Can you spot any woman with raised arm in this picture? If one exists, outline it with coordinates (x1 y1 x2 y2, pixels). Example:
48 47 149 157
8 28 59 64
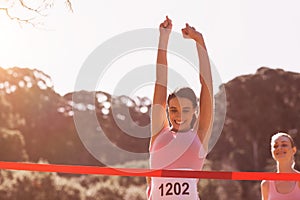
261 132 300 200
147 16 213 200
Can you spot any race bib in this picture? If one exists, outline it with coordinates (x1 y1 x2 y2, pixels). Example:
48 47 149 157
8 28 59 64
151 177 199 200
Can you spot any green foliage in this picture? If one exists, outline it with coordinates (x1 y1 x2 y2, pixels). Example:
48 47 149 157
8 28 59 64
1 67 300 199
124 186 147 200
199 179 243 200
0 169 148 200
0 170 59 200
85 181 125 200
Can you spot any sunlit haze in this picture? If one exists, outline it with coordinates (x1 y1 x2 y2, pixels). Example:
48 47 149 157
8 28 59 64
1 0 299 97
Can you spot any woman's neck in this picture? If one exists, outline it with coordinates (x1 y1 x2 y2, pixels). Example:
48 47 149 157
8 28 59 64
277 162 295 173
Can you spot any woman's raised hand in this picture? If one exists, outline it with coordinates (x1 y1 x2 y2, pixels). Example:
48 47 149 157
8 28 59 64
159 16 172 37
181 23 202 41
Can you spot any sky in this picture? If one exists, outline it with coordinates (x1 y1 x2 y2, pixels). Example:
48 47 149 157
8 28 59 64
0 0 299 98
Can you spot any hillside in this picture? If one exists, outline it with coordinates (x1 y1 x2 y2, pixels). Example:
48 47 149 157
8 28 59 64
1 66 300 199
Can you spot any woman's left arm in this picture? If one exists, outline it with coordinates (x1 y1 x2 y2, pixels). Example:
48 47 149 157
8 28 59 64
182 24 213 151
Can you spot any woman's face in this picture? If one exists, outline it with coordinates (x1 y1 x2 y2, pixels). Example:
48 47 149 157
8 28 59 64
271 136 296 161
168 97 196 132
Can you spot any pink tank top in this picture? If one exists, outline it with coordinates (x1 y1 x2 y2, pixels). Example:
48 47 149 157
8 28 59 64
148 128 207 200
268 180 300 200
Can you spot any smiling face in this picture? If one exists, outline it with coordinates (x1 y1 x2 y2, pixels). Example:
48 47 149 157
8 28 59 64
271 135 296 162
168 97 196 132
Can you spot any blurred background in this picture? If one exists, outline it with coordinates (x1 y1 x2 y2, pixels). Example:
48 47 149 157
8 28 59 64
1 0 300 199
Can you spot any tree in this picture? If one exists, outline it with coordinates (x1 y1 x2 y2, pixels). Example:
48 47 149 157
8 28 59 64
0 0 73 26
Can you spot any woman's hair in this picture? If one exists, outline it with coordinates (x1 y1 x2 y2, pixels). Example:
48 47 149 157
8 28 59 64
271 132 295 147
167 87 198 128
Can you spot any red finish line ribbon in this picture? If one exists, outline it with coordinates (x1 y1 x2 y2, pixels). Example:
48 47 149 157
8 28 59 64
0 161 300 181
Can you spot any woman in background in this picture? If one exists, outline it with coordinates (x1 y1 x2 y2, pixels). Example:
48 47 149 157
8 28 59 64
261 132 300 200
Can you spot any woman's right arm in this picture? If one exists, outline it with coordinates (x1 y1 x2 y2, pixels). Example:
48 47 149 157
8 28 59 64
147 16 172 187
149 16 172 148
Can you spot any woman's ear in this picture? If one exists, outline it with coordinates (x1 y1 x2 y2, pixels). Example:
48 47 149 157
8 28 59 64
292 146 297 155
